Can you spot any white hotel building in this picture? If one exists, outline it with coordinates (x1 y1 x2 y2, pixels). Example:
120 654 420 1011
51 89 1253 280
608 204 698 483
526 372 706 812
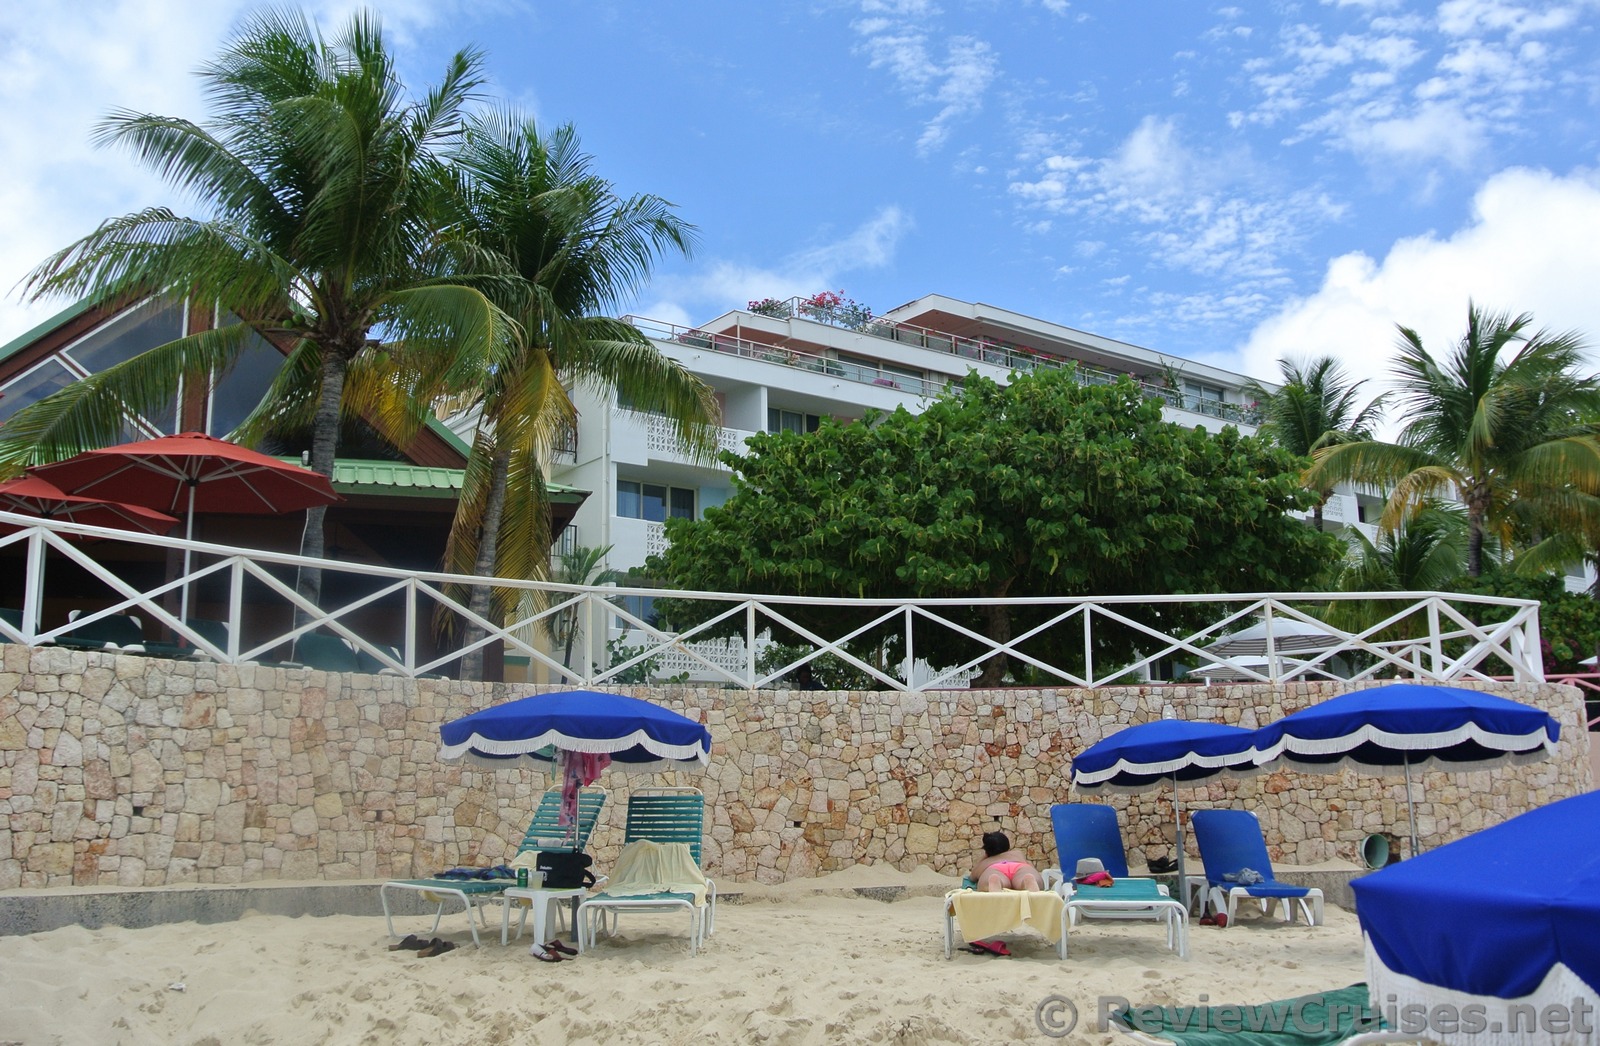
549 292 1389 640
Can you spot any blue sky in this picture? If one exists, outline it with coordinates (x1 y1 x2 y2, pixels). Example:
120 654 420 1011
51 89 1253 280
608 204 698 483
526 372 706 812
4 1 1600 405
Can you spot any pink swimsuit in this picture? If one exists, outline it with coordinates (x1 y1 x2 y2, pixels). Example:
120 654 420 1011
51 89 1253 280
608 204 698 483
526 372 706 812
988 860 1025 878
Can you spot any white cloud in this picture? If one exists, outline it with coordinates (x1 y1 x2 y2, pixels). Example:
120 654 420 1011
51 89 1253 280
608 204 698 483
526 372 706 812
0 0 498 345
852 6 998 155
1235 168 1600 427
1007 117 1338 285
638 206 913 322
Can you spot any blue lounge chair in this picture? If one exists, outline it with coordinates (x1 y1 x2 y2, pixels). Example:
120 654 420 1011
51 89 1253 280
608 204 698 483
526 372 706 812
380 787 605 948
578 787 715 955
1190 809 1323 927
1044 804 1189 958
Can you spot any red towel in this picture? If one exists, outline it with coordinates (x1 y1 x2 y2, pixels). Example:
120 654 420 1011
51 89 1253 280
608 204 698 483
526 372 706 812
559 750 611 826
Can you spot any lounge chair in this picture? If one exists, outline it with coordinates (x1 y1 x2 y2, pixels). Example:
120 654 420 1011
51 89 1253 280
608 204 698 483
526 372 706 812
1190 809 1323 927
942 883 1071 959
380 787 605 948
1042 804 1190 958
1112 983 1406 1045
57 608 146 651
292 632 361 672
577 787 715 955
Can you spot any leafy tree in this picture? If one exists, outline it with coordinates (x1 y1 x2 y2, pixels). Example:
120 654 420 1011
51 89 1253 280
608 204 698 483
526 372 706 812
0 11 507 607
1245 356 1385 530
1448 571 1600 680
1306 303 1600 577
647 368 1341 686
436 113 714 677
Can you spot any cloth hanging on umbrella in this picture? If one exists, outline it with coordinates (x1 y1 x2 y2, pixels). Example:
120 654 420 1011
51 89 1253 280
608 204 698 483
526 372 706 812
559 750 612 826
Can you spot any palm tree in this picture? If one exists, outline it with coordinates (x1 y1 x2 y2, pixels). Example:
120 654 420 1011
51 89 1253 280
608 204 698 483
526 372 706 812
1245 356 1385 530
545 544 628 670
1306 303 1600 576
438 113 717 678
1323 505 1469 667
0 10 507 606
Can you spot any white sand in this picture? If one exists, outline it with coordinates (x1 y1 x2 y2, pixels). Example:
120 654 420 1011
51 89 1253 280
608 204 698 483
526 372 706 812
0 872 1367 1045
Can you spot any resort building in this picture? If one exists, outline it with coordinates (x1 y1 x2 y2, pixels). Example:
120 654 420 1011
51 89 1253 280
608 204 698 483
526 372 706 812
548 292 1388 673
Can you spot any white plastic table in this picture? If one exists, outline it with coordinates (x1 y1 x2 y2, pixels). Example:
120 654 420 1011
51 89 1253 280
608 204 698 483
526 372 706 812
499 885 589 948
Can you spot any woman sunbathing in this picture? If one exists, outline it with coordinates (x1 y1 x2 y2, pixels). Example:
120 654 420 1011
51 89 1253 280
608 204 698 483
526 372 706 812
972 830 1043 891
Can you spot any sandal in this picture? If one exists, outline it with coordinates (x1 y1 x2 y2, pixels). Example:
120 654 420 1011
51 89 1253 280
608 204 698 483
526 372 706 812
544 940 578 957
417 938 457 957
387 934 428 952
529 944 563 963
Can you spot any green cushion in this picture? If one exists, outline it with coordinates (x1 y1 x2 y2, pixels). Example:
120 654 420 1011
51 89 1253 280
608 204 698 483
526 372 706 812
1114 984 1380 1046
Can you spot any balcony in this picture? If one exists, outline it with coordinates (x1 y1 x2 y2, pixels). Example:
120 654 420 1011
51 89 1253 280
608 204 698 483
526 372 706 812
627 313 1262 426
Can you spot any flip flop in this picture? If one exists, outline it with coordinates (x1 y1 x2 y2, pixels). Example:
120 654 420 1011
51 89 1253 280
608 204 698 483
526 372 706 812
529 944 563 963
544 940 578 957
988 940 1012 956
387 934 428 952
417 938 457 958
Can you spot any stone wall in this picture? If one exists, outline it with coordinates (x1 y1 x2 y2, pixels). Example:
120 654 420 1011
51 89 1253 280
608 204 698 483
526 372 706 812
0 641 1590 889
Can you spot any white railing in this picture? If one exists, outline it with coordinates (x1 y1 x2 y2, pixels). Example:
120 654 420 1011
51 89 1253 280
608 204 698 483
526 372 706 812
0 511 1544 690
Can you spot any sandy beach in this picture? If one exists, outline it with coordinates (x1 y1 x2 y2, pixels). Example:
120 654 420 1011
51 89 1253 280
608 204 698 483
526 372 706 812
0 866 1368 1046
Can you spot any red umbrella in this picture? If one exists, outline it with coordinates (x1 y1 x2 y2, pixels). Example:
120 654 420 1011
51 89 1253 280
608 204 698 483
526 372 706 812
32 432 341 618
0 475 180 536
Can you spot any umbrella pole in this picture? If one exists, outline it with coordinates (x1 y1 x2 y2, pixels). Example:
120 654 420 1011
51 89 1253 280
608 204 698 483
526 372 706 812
179 483 196 624
1404 755 1420 858
1173 777 1190 913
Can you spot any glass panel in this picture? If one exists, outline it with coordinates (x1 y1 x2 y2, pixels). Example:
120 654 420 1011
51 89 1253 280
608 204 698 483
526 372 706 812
669 487 695 520
0 358 74 424
62 299 184 372
642 483 667 523
209 329 287 437
617 480 641 519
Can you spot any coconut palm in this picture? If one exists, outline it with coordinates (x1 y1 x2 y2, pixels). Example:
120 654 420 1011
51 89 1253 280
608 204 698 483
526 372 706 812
543 544 628 670
1245 356 1385 530
1306 303 1600 576
0 10 507 606
438 112 717 678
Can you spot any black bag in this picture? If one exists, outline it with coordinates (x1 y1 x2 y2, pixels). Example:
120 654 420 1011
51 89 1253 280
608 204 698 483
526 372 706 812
536 850 596 889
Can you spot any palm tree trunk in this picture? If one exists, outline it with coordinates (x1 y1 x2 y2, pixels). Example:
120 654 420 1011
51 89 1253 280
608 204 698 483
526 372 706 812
296 350 349 618
1466 498 1486 577
459 446 511 681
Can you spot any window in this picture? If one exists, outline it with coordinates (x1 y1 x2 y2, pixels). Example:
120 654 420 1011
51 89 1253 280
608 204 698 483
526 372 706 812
209 323 287 437
617 480 695 521
1184 382 1225 413
768 408 821 434
0 359 74 425
614 594 658 629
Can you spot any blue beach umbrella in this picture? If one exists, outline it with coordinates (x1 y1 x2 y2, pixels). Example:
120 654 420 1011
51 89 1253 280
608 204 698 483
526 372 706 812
438 690 713 771
1352 791 1600 1043
1071 719 1261 901
1252 684 1560 857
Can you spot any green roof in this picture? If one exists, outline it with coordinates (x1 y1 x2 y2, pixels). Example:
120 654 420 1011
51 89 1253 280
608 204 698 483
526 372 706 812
0 299 98 365
300 458 587 503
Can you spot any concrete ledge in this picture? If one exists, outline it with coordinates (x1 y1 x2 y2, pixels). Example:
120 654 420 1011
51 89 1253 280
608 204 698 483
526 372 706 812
1 869 1368 937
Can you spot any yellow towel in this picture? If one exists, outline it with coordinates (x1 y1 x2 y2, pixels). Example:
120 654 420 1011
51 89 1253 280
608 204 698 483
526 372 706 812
949 889 1066 945
601 840 708 905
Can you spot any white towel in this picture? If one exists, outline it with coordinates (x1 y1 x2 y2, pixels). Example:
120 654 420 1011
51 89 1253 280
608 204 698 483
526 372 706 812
600 840 708 905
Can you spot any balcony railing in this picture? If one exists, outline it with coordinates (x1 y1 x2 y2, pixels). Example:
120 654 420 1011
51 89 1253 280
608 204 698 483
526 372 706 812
627 313 1262 425
0 512 1544 691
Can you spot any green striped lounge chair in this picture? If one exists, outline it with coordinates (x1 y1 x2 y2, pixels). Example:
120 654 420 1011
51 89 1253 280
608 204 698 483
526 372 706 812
577 787 715 955
380 787 604 948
